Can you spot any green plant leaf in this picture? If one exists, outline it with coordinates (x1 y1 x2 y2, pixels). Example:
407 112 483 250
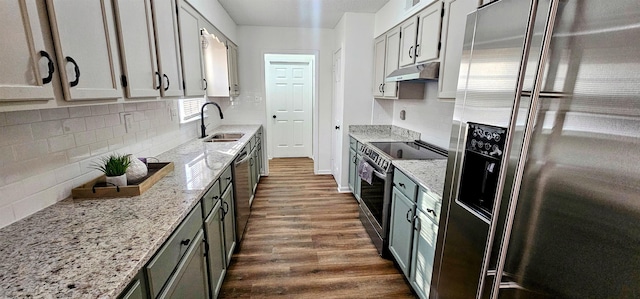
91 154 131 177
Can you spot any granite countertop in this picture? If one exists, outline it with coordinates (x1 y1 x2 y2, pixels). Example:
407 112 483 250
393 160 448 197
348 125 418 143
0 125 260 298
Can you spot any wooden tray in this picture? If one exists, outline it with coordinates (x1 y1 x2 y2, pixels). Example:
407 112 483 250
72 162 174 198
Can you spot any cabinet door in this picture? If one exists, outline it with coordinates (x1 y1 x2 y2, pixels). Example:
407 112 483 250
47 0 122 101
384 27 401 98
372 35 386 97
348 148 356 192
399 17 418 67
0 1 55 101
158 230 209 299
389 187 416 277
354 154 362 200
221 184 236 265
415 2 443 64
152 0 184 97
438 0 479 98
228 43 240 96
113 0 160 98
205 200 226 298
410 210 439 299
202 28 230 97
178 3 205 97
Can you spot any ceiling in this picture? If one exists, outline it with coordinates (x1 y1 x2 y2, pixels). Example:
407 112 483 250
218 0 390 29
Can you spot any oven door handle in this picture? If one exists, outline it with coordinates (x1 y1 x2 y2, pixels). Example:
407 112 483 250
372 168 387 180
362 156 388 180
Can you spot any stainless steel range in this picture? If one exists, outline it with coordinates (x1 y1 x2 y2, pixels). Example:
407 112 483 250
357 140 446 257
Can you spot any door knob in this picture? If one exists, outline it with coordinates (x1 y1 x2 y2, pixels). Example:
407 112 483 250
272 115 276 119
335 126 340 130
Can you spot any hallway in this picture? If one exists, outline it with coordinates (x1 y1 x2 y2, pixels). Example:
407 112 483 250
219 158 415 298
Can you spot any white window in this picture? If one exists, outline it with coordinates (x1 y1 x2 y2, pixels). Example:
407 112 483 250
178 97 206 123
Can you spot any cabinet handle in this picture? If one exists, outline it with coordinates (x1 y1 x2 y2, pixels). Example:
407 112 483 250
398 182 405 188
409 46 414 59
381 84 385 93
163 74 169 91
155 72 161 89
352 156 356 163
203 78 207 90
427 208 437 218
406 209 413 223
413 216 420 231
180 239 191 246
40 51 54 84
250 157 254 166
65 56 80 87
415 44 420 57
226 176 232 181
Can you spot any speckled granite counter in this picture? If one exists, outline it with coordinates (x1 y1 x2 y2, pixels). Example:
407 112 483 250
0 125 260 298
348 125 419 143
393 160 448 197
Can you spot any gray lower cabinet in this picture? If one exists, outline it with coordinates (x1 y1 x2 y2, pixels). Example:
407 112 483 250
389 186 416 277
221 183 236 265
354 153 362 200
348 148 356 192
410 209 439 298
204 200 226 297
118 272 148 299
158 230 209 299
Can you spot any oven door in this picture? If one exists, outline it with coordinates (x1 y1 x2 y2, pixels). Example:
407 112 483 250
358 161 391 236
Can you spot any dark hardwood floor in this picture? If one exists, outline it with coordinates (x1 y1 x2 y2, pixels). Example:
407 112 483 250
219 158 415 298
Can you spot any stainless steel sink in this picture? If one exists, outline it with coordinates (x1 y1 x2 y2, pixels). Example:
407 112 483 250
203 132 244 142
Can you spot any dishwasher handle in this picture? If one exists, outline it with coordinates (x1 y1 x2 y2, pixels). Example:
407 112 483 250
235 151 250 164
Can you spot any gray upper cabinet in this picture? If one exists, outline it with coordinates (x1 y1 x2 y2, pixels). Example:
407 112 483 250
383 27 401 98
399 14 419 68
178 2 206 97
113 0 160 98
152 0 184 97
438 0 479 98
157 230 209 299
227 42 240 97
0 1 56 102
372 35 386 98
46 0 122 101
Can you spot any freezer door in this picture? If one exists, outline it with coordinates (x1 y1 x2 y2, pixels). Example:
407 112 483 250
497 0 640 298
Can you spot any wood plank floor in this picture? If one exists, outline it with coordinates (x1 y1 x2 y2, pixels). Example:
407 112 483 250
219 158 415 298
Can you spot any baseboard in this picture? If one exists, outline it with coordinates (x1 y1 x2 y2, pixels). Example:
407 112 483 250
315 169 332 175
337 186 352 193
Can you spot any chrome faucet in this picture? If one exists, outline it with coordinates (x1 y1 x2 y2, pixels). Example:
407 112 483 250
200 101 224 138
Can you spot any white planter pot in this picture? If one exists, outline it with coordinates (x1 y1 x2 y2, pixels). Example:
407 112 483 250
106 174 127 187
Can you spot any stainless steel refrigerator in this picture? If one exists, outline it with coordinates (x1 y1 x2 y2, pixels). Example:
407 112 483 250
434 0 640 298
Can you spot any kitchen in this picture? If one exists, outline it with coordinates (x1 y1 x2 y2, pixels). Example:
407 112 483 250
1 0 639 298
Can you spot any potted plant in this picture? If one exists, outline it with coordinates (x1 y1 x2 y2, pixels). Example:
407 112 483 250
92 154 131 186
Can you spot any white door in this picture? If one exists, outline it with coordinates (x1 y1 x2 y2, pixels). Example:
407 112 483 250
266 56 313 158
332 49 343 178
153 0 184 97
113 0 160 98
0 1 56 101
47 0 122 101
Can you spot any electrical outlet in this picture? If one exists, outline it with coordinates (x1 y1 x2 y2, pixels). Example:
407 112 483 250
123 113 133 133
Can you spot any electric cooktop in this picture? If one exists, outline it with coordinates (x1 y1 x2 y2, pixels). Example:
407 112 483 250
369 141 447 160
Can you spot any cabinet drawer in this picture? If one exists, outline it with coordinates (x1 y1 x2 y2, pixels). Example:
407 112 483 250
220 165 233 193
146 202 203 298
349 138 357 150
393 169 418 200
417 187 442 224
201 180 221 218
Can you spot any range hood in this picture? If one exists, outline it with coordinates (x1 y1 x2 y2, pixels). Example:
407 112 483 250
386 62 440 82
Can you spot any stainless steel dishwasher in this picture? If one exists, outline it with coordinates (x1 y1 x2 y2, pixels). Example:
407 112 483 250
233 146 251 243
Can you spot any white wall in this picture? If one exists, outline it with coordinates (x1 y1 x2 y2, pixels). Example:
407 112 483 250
232 26 335 173
185 0 238 42
334 13 376 190
374 0 438 36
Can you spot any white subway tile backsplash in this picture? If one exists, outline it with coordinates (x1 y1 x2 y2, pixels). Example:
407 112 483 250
48 134 76 152
0 112 6 126
0 206 15 229
90 140 109 156
74 131 97 146
22 170 57 195
107 136 124 150
32 120 63 139
0 124 33 147
124 103 137 112
91 105 111 116
62 118 86 133
12 188 57 222
0 181 25 208
85 115 106 131
5 110 41 125
139 120 151 130
112 125 126 137
40 108 70 121
54 163 81 184
104 114 121 127
95 127 114 141
0 145 15 166
13 140 49 161
136 102 148 110
108 104 124 114
69 106 92 118
133 111 146 122
67 145 90 162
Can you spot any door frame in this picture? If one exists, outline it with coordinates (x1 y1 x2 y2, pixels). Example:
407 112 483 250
263 52 318 173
